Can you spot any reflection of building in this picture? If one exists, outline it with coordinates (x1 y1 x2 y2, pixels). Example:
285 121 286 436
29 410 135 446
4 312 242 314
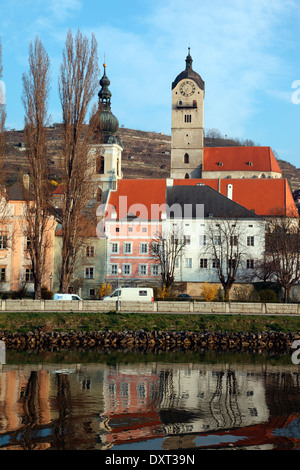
0 368 51 449
98 362 299 450
99 366 161 447
0 362 299 450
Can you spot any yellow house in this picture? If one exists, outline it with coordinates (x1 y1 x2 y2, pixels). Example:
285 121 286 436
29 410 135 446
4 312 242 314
0 180 55 296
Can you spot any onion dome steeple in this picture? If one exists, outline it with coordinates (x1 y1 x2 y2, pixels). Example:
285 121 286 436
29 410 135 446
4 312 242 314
97 62 122 146
98 62 112 110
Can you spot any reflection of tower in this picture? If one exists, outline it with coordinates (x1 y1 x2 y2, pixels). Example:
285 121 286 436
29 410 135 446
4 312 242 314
90 62 123 203
170 49 205 179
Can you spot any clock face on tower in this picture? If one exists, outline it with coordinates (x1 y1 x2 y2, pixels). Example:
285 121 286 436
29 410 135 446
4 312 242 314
179 80 196 97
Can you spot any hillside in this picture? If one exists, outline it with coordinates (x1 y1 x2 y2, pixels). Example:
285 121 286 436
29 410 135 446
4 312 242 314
3 126 300 192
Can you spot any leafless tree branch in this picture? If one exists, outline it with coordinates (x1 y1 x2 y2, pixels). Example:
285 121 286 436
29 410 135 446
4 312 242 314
22 36 53 299
58 29 99 292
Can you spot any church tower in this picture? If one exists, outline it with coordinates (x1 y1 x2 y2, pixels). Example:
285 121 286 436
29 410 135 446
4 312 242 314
170 49 205 179
90 62 123 202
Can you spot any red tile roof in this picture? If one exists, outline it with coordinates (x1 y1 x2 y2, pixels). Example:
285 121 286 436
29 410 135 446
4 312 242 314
174 178 298 217
203 146 282 174
53 184 64 195
106 178 298 219
107 179 167 220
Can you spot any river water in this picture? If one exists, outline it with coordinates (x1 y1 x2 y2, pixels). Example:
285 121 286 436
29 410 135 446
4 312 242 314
0 349 299 451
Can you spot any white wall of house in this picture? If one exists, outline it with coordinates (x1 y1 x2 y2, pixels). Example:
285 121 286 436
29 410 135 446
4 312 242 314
104 214 265 286
170 217 265 284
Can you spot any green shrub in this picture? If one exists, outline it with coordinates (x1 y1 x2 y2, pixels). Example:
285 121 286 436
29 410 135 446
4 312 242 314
41 286 53 300
259 289 277 303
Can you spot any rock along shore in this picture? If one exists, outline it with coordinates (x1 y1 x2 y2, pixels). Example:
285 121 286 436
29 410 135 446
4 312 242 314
1 329 300 352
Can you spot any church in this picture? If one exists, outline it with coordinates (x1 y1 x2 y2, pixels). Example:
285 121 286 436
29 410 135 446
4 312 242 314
91 50 298 297
51 49 298 298
95 48 296 216
1 51 297 299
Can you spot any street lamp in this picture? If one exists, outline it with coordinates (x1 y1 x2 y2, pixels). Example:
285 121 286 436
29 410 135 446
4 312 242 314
117 268 122 311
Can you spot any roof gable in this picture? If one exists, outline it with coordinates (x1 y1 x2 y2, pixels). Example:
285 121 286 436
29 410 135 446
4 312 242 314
166 185 260 219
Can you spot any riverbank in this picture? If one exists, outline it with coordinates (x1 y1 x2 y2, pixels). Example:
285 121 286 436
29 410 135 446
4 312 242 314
1 311 300 334
1 328 300 353
0 312 300 352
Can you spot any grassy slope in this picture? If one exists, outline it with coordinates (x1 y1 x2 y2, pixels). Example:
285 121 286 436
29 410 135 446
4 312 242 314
0 311 300 333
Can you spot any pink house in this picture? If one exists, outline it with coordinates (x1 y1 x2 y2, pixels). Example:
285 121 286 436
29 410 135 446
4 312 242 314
103 179 166 286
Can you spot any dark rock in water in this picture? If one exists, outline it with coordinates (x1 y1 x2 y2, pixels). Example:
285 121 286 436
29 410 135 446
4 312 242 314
0 329 298 352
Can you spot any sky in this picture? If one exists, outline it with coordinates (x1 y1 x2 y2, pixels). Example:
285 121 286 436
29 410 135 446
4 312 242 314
0 0 300 167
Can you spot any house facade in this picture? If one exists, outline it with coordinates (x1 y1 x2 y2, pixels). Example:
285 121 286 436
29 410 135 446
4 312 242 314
0 181 55 296
103 180 266 294
53 217 106 299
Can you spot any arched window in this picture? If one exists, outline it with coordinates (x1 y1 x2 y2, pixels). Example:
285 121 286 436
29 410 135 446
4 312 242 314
185 173 190 179
184 153 189 164
96 187 102 202
96 155 105 174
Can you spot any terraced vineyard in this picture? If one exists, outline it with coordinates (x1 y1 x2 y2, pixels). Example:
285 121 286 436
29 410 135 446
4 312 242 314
4 125 300 193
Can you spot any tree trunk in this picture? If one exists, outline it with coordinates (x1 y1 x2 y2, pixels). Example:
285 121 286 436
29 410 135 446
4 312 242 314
223 285 231 302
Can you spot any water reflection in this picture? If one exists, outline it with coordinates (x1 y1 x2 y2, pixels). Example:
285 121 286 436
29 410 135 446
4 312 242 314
0 353 299 450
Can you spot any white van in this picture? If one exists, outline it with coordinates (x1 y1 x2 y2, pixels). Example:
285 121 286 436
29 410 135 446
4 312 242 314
102 287 154 302
53 293 82 301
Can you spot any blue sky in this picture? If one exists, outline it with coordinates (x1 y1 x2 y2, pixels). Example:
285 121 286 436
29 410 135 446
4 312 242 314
0 0 300 167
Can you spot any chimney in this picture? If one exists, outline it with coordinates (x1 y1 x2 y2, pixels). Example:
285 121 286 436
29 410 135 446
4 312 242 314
227 184 233 200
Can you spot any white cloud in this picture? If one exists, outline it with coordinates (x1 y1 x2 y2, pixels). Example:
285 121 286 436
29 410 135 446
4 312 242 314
2 0 300 156
47 0 82 22
140 0 299 136
78 0 300 136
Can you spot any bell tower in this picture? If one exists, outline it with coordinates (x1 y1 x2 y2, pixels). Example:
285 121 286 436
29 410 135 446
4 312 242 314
90 61 123 202
170 49 205 179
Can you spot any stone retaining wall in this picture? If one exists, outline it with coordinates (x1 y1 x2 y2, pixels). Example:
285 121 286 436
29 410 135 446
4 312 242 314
1 299 300 314
1 329 299 352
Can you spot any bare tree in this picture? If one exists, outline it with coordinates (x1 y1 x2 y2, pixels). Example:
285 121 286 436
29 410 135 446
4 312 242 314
0 38 5 153
58 29 99 292
204 219 254 301
22 37 52 299
265 214 300 303
151 223 186 289
0 37 7 209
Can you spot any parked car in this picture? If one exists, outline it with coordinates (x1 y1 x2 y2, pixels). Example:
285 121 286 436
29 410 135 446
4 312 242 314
177 293 191 300
53 293 82 301
102 287 154 302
